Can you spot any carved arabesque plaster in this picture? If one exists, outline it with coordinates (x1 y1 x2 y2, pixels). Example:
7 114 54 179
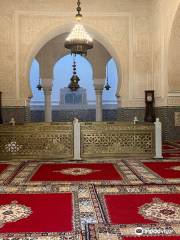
1 0 180 107
131 16 152 101
0 15 16 104
17 12 129 106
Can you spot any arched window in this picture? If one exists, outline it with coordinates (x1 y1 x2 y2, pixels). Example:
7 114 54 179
103 58 118 106
30 58 44 105
53 54 94 104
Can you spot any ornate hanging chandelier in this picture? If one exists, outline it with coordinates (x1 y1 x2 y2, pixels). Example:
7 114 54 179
104 64 111 91
64 0 93 56
36 78 42 91
68 57 80 91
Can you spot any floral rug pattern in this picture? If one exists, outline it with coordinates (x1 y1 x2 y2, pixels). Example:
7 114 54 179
9 160 142 185
124 159 180 184
0 157 180 239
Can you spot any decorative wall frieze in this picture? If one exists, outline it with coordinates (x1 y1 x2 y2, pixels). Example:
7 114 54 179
13 10 132 107
175 112 180 126
167 96 180 106
0 15 16 99
2 98 29 107
1 2 176 109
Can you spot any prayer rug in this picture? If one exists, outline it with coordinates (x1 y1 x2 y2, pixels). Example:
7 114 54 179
123 237 180 240
0 185 83 239
162 141 180 158
90 184 180 238
163 152 180 158
10 161 142 185
0 162 23 185
104 193 180 224
0 193 73 233
86 224 180 240
165 140 180 149
0 184 180 239
163 144 178 150
124 159 180 184
0 163 8 173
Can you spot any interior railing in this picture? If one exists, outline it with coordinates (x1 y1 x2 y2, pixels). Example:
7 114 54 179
0 121 155 160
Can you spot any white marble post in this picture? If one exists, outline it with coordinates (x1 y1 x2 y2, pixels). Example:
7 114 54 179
154 118 163 159
42 79 53 122
24 97 31 122
94 84 104 121
73 118 81 160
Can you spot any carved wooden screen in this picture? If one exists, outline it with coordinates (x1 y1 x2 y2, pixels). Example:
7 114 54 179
0 123 73 160
80 122 155 158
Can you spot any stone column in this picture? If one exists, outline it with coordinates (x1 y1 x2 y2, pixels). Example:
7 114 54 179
42 79 53 122
94 84 104 121
73 118 81 160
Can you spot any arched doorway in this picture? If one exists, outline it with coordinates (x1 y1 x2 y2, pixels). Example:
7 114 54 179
52 54 94 121
103 58 118 104
28 26 121 122
26 24 122 103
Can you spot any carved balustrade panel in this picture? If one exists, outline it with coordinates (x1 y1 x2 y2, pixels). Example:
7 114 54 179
80 122 155 158
0 123 73 159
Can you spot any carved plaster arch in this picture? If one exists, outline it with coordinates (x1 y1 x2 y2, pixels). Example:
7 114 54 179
53 52 93 75
26 23 122 101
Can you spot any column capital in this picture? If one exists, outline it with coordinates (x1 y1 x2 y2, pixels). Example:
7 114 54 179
95 88 103 95
41 78 53 92
94 83 104 93
93 78 105 86
43 87 52 94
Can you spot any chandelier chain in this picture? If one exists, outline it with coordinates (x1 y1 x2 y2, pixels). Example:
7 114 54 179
76 0 81 14
76 0 82 20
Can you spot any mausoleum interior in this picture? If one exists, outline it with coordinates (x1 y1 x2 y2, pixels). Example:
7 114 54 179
0 0 180 239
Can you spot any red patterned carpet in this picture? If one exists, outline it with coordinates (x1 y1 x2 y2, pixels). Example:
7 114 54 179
0 193 73 233
162 141 180 158
0 160 180 239
163 144 178 150
163 152 180 158
87 224 180 240
123 237 180 240
10 161 142 185
0 162 23 185
124 159 180 184
143 162 180 179
30 163 122 182
104 193 180 224
90 184 180 239
0 163 9 174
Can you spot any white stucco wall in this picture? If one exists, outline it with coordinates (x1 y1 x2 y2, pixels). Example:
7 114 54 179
152 0 180 106
0 0 179 107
